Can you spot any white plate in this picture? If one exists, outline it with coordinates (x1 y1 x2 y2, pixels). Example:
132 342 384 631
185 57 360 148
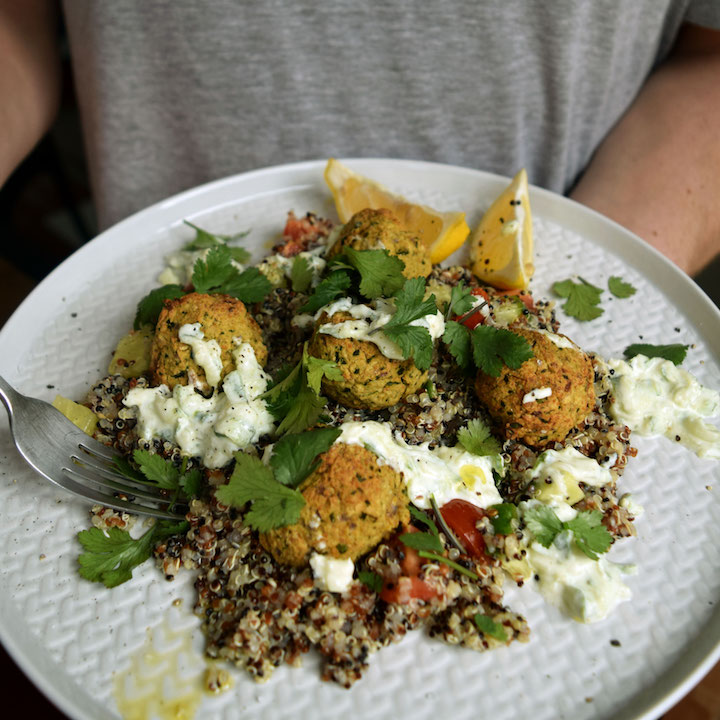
1 159 720 720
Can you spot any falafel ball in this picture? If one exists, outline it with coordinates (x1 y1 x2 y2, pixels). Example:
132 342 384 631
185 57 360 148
150 292 267 390
307 310 427 411
475 328 595 448
327 208 431 279
260 443 410 566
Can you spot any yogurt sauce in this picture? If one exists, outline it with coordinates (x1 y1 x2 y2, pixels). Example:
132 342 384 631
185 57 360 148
310 553 355 593
178 323 223 387
335 420 503 510
315 297 445 361
607 355 720 459
123 338 274 469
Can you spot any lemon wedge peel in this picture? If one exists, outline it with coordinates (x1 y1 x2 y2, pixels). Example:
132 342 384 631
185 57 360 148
469 168 535 290
324 158 470 265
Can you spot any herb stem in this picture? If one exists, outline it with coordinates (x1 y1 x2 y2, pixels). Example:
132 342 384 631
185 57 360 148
418 550 478 580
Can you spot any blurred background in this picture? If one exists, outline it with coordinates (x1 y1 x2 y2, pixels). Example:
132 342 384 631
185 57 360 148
0 27 719 720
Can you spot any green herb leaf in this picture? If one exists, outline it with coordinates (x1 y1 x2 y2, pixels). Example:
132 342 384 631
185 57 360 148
489 503 517 535
417 550 479 579
220 266 273 303
385 278 438 326
458 418 502 456
623 342 689 365
358 569 383 593
473 613 508 641
300 270 352 313
446 281 475 318
400 531 444 552
442 320 472 370
342 247 406 299
608 276 637 299
215 452 306 531
383 324 435 371
552 278 604 321
270 427 342 488
409 505 440 537
179 467 203 498
471 325 534 377
263 363 302 420
192 246 271 303
523 503 564 547
565 510 613 560
132 449 180 490
291 256 313 293
305 355 343 395
77 519 188 588
183 220 250 252
133 284 185 330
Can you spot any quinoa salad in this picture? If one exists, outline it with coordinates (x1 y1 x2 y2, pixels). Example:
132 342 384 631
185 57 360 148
58 188 720 692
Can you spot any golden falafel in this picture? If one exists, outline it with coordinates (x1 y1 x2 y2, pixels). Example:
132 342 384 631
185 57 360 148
150 292 267 390
260 443 410 566
307 310 427 411
327 208 432 279
475 328 595 447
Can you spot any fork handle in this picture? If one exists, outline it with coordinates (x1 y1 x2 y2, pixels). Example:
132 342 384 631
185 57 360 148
0 375 20 416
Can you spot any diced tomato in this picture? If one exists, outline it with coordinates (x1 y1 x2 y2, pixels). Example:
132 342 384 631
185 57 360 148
497 288 535 311
380 576 437 604
459 287 491 329
439 499 490 564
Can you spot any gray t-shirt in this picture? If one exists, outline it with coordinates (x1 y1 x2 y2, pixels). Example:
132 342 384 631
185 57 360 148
62 0 720 229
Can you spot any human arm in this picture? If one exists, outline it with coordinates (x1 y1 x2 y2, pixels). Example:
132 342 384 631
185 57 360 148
570 23 720 275
0 0 61 187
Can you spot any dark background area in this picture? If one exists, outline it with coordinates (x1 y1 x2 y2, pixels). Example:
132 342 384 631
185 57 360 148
0 35 719 720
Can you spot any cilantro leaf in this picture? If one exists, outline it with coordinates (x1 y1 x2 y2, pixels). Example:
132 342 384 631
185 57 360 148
523 504 564 547
442 320 472 370
132 449 180 490
409 505 440 537
276 378 327 435
458 418 502 456
183 220 250 252
270 427 342 488
446 281 475 318
179 467 203 498
565 510 613 560
305 355 343 395
489 503 517 535
263 363 302 420
215 452 305 531
133 284 185 330
300 270 352 313
291 256 313 293
384 278 438 326
383 324 435 371
358 570 383 593
192 246 271 303
77 519 188 588
474 613 508 641
608 276 637 299
552 278 604 321
471 325 534 377
623 342 689 365
400 530 443 552
342 247 406 299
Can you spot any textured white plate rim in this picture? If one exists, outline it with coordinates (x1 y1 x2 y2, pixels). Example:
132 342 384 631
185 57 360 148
1 157 719 720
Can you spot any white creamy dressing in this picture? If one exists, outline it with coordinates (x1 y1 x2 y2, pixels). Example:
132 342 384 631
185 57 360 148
123 338 274 468
527 531 634 624
315 297 445 361
608 355 720 459
258 246 327 288
157 247 246 287
536 329 578 350
336 420 503 510
309 553 355 593
522 387 552 404
178 323 223 387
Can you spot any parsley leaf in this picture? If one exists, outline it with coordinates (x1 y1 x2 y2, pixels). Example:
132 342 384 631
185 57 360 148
446 281 475 319
342 247 406 299
269 427 342 488
565 510 613 560
442 320 472 370
471 325 534 377
192 245 271 303
399 531 443 552
215 452 305 531
489 503 517 535
300 270 352 313
77 519 188 588
474 613 508 641
623 342 689 365
358 569 383 593
291 256 313 293
133 284 185 329
523 503 564 547
608 276 637 299
523 504 612 560
552 277 604 321
458 418 502 456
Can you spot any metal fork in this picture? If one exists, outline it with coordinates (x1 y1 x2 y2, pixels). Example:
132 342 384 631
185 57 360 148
0 375 185 519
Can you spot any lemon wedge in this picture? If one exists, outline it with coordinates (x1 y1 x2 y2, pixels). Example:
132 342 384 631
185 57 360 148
469 169 534 290
324 158 470 264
